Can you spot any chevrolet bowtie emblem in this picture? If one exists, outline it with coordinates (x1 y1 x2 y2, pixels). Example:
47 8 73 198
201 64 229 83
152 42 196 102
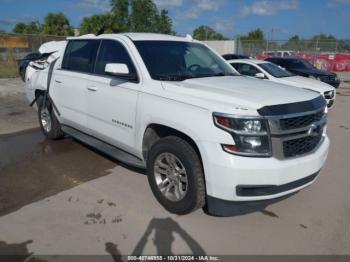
307 124 319 137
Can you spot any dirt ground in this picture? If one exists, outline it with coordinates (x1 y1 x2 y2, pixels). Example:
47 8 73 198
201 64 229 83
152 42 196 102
0 78 350 260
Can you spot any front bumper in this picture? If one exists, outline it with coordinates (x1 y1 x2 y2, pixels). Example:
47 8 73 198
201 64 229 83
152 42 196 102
197 135 329 203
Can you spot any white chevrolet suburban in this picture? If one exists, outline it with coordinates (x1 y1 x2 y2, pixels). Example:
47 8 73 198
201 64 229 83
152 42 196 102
25 33 329 216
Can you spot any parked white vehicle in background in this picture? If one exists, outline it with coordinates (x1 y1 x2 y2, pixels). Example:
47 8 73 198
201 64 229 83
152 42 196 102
262 50 295 57
229 59 336 108
25 34 329 216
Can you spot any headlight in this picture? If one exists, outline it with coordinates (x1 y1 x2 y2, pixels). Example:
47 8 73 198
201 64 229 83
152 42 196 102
213 113 271 157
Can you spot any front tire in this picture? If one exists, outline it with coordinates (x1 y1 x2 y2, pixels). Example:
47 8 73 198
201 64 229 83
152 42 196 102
146 136 206 215
37 96 64 140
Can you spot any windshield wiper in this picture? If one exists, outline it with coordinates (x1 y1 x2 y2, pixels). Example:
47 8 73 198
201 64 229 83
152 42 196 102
194 72 237 78
212 72 237 77
155 72 237 81
155 74 195 81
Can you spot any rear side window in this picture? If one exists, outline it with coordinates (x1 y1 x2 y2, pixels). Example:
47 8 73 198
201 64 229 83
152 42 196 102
94 40 136 76
231 63 241 72
234 63 260 76
62 40 100 73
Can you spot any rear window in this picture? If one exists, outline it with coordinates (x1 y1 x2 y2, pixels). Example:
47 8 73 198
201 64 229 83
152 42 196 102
62 40 100 73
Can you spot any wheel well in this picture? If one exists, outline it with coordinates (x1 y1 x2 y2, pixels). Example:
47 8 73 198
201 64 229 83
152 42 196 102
142 124 202 165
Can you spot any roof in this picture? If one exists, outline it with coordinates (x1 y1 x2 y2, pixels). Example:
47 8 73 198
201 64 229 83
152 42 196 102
228 59 269 64
68 33 194 42
123 33 193 41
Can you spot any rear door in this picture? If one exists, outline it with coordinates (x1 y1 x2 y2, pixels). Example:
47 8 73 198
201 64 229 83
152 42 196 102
85 39 140 154
51 39 100 133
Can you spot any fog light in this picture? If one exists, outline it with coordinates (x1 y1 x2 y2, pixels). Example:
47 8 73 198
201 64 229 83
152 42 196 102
242 137 262 148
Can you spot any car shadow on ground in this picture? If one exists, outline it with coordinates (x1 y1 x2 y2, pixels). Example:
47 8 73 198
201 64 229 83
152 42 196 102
0 129 296 219
0 130 118 217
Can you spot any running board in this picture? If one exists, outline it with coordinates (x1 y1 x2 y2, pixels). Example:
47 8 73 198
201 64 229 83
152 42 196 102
62 126 146 169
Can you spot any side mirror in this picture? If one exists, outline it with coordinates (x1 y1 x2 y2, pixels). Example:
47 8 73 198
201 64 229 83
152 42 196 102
105 63 129 76
255 72 265 79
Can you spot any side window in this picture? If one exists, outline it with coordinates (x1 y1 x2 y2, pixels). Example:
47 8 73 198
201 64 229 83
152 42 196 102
230 63 241 72
94 40 137 76
62 40 100 73
237 64 260 77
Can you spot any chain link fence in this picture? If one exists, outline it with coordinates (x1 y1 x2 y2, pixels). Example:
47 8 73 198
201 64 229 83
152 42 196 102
0 33 66 78
236 39 350 56
235 39 350 73
0 33 66 61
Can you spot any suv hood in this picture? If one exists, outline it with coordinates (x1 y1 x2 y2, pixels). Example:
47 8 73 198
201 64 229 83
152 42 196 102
276 76 334 93
292 67 335 77
162 76 320 113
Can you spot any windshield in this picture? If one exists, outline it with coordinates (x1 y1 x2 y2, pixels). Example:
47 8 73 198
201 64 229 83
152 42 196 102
259 62 294 78
134 41 238 81
288 59 315 69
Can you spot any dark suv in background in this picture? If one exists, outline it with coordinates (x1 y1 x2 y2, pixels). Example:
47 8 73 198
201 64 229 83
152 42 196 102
222 54 250 60
265 57 340 88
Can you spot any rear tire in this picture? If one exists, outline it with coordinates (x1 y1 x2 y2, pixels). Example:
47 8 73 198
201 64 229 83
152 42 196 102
37 96 64 140
146 136 206 215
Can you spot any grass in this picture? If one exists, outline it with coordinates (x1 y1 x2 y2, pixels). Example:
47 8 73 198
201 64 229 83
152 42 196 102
0 62 19 78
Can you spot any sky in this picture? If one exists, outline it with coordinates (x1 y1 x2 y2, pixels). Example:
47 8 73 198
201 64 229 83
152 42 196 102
0 0 349 39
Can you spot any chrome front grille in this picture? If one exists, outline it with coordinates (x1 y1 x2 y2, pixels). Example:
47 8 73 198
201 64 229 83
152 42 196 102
266 109 326 159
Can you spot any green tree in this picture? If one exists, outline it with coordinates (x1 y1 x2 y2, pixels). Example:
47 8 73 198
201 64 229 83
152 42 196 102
281 35 302 50
80 0 174 35
43 12 74 36
80 13 114 35
240 28 265 41
129 0 158 32
26 21 42 34
110 0 129 32
12 21 41 34
337 39 350 52
154 9 173 34
12 23 28 34
192 25 227 40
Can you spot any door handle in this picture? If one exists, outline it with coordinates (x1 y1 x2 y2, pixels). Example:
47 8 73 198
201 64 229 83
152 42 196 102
87 87 98 92
55 79 63 83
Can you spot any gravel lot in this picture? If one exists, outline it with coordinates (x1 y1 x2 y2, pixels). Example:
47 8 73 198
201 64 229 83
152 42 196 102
0 78 350 259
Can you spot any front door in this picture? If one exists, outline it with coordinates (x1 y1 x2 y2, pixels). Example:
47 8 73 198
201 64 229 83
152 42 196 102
85 39 140 154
